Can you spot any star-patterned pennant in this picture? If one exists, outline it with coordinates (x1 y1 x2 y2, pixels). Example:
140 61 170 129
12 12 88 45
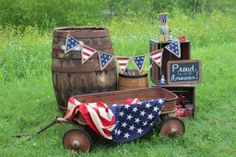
116 57 130 73
165 40 181 58
81 44 97 64
98 51 114 70
149 48 163 67
64 34 81 54
133 55 146 72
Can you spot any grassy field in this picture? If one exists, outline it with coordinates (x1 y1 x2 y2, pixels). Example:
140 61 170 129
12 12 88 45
0 15 236 156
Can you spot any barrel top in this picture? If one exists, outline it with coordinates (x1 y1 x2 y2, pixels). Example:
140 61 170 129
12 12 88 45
119 69 147 78
53 26 110 38
119 72 147 78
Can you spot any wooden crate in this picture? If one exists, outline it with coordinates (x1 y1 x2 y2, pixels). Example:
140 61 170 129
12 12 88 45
150 39 191 85
152 84 195 117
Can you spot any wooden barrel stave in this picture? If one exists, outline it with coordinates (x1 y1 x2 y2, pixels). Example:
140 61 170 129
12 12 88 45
52 71 117 111
52 27 117 112
52 57 116 72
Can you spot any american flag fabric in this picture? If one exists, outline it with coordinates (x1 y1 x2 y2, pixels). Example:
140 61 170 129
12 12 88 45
64 97 115 139
98 51 114 70
165 40 181 58
149 48 163 67
110 98 165 142
116 57 130 73
81 44 97 64
65 34 81 53
133 55 146 72
64 97 166 142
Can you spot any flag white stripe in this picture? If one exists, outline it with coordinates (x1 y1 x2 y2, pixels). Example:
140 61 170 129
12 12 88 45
119 66 126 69
86 105 114 139
64 98 81 120
151 52 162 59
98 107 114 121
83 48 95 55
117 60 129 64
82 54 90 60
151 56 161 62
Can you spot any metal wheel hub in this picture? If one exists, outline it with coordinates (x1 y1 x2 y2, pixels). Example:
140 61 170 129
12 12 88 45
63 128 92 154
160 117 185 138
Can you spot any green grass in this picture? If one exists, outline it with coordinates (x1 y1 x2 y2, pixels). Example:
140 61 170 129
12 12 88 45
0 14 236 156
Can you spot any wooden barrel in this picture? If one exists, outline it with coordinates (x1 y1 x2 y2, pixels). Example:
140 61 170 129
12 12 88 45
52 26 117 112
118 69 148 90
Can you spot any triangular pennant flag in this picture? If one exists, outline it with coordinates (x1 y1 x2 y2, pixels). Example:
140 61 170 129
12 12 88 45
149 49 163 67
81 44 97 64
98 51 114 70
65 34 81 54
133 55 146 72
116 57 130 73
165 40 181 58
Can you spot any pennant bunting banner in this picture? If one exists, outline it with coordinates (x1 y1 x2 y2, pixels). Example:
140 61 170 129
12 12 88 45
65 34 81 54
81 44 97 64
98 51 114 70
165 40 181 58
63 34 184 73
149 49 163 67
116 57 130 73
133 55 146 72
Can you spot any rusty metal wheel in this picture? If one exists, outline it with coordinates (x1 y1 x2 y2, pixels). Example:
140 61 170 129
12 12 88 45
63 128 92 154
159 117 185 138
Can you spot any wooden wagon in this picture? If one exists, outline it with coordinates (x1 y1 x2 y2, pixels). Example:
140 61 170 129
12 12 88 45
60 87 185 154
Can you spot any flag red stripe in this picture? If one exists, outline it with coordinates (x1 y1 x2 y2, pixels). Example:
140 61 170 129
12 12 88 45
151 50 161 56
154 56 161 60
83 45 95 52
155 61 161 65
117 58 129 60
98 115 115 127
79 104 104 137
119 63 127 66
83 52 91 57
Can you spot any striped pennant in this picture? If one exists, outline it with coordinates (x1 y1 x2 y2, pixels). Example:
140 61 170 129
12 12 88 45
82 44 97 64
116 57 130 73
149 49 163 67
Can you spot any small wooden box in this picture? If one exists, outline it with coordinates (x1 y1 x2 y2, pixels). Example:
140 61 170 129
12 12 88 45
153 84 195 117
150 39 191 85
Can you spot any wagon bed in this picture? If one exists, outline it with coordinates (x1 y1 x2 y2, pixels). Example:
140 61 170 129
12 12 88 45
73 87 178 114
61 87 184 154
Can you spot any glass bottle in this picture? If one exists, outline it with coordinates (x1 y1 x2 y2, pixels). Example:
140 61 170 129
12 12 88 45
159 13 169 42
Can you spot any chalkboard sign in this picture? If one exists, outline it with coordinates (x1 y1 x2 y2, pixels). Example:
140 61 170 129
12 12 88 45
167 60 201 84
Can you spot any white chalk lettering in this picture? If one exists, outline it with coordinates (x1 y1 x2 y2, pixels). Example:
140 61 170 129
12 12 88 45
177 65 195 73
171 74 198 82
172 64 179 72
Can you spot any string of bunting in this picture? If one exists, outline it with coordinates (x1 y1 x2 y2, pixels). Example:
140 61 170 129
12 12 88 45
64 34 181 73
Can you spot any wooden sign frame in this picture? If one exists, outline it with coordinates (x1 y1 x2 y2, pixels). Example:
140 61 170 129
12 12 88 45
167 60 202 85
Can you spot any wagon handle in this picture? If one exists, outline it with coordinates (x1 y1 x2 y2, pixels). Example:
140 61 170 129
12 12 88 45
13 117 70 138
36 117 59 135
36 117 73 135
